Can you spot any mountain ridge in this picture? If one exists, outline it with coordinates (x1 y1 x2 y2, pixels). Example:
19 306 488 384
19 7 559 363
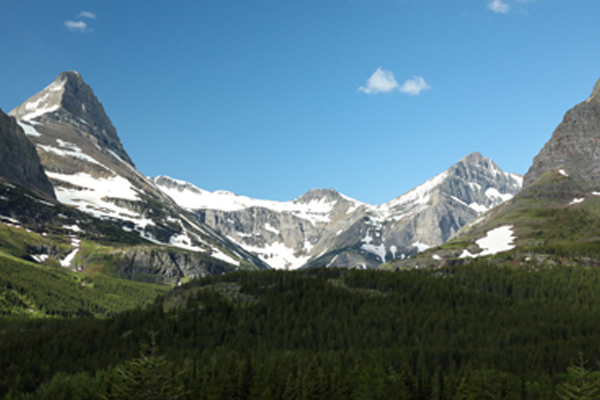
155 151 522 270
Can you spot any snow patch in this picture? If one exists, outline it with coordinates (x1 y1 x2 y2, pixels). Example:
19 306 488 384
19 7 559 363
60 237 81 268
242 241 309 270
476 225 516 256
326 255 339 268
37 143 105 167
210 248 240 266
412 241 431 252
16 121 41 137
459 249 475 259
265 223 279 235
469 203 489 213
31 254 49 263
485 188 513 203
62 224 82 232
361 242 387 262
569 198 585 206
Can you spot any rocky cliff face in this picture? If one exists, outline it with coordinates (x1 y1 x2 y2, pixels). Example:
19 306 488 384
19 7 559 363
155 153 522 270
0 108 55 200
8 71 269 272
524 79 600 189
10 71 133 166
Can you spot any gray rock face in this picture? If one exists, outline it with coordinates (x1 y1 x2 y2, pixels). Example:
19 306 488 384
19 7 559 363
156 152 522 269
0 108 55 200
8 72 269 272
524 78 600 189
10 71 133 166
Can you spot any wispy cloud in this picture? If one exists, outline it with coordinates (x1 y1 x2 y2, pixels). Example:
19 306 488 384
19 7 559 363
487 0 511 13
65 11 96 33
359 68 430 96
78 11 96 19
400 76 431 96
64 20 90 33
359 67 400 94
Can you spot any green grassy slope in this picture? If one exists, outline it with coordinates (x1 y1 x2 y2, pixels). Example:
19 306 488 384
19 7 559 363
0 248 168 317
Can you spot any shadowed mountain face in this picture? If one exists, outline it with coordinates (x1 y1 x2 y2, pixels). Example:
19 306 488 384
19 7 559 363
8 71 270 274
156 152 522 270
0 108 55 200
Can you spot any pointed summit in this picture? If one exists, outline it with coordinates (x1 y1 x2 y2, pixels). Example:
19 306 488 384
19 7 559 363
9 71 133 166
524 77 600 188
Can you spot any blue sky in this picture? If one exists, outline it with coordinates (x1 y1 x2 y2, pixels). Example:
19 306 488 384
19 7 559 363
2 0 600 204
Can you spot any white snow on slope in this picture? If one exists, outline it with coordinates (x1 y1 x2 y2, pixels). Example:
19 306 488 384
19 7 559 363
46 171 151 228
22 105 60 121
375 171 448 221
485 188 513 203
37 143 105 166
476 225 515 256
210 248 240 266
237 240 310 270
412 241 431 252
157 176 365 225
60 237 81 268
570 198 585 206
16 121 41 137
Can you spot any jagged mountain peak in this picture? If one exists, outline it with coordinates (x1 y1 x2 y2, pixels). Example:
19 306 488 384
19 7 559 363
153 175 204 195
588 78 600 103
294 188 343 204
9 71 133 166
524 77 600 189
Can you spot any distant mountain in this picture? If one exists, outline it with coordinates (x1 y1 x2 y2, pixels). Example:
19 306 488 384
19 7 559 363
8 71 270 277
155 152 522 269
388 77 600 270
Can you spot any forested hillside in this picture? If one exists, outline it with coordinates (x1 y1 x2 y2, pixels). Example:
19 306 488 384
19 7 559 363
4 265 600 399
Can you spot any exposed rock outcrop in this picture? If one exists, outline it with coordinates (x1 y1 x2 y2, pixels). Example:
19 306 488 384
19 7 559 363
0 108 55 200
10 71 134 166
524 78 600 189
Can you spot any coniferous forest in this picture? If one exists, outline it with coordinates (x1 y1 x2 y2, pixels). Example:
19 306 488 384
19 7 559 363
3 263 600 399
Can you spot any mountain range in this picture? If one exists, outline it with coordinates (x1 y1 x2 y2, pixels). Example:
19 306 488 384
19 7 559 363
155 152 521 269
0 70 525 281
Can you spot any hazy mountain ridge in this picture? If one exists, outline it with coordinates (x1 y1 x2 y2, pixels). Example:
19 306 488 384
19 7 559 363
156 152 522 270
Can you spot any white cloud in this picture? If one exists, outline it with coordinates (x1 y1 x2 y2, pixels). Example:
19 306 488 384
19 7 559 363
400 76 431 96
359 67 400 94
64 20 89 32
488 0 511 13
359 68 431 96
78 11 97 19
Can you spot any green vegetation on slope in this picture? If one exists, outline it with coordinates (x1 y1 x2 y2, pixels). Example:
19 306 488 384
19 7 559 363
0 249 167 317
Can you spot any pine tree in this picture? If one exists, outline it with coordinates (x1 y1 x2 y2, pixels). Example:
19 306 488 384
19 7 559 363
556 354 600 400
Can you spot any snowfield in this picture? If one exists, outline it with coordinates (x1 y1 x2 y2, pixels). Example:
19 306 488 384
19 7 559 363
475 225 516 256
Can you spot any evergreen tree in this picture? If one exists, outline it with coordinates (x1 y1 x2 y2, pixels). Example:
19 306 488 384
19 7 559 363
556 354 600 400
